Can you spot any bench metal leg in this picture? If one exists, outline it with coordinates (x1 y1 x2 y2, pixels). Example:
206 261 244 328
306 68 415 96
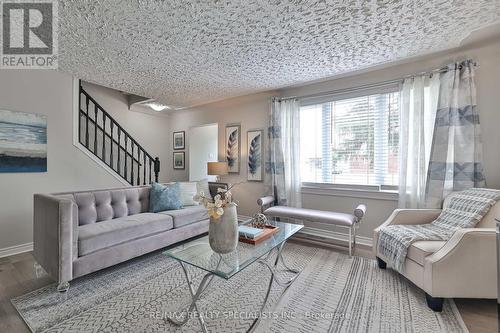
348 227 352 257
353 225 357 248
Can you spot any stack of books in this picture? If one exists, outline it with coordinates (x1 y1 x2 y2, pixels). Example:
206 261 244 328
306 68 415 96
238 225 279 245
238 225 265 239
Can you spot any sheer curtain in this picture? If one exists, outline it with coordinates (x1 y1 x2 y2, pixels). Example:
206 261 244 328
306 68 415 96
398 74 440 208
266 98 302 208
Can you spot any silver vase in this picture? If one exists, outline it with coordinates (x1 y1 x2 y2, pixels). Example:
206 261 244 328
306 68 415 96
208 203 238 254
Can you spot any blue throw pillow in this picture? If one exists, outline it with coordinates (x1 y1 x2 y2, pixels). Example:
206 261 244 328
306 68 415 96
149 182 183 213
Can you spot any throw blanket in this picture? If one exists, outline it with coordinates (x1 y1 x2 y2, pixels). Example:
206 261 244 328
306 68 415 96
378 188 500 273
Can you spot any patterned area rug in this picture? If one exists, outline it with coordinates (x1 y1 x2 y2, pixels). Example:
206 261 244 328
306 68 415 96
12 243 468 332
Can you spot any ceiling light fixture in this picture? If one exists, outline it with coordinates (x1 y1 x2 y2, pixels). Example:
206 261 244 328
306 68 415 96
145 102 170 112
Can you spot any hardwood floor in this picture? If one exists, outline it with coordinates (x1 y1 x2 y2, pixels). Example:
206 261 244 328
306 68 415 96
0 245 497 333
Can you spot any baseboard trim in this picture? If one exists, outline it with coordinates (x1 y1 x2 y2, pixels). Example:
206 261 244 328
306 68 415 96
0 242 33 258
297 227 373 248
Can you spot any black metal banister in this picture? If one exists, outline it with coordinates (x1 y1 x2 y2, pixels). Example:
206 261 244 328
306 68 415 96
79 84 160 186
79 111 142 165
80 89 154 161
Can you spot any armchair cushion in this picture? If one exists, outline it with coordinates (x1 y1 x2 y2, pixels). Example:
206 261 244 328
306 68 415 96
407 241 446 266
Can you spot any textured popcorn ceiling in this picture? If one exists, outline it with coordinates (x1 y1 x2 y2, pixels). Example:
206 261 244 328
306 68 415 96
59 1 500 108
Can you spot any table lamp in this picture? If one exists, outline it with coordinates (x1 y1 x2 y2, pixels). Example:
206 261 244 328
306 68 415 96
207 161 228 182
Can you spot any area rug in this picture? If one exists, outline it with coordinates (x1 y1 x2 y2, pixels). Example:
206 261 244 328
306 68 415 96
12 243 469 332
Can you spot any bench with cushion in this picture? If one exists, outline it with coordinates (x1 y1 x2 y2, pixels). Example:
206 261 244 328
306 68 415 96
257 196 366 256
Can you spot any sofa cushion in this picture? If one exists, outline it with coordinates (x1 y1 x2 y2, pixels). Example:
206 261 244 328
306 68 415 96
149 182 183 213
78 213 173 256
158 205 209 228
178 181 199 206
406 240 446 266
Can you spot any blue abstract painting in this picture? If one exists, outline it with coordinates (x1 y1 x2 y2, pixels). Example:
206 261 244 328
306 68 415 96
0 110 47 173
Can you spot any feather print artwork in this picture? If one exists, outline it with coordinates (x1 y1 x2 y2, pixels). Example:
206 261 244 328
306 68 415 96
247 130 263 181
248 134 260 174
226 129 238 167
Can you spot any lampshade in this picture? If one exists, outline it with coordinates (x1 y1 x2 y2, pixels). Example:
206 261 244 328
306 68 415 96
207 162 228 176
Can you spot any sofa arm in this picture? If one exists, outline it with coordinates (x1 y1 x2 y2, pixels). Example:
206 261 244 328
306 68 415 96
423 228 497 298
373 208 442 257
33 194 78 284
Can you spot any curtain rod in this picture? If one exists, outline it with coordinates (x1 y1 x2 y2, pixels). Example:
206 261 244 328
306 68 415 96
277 61 479 102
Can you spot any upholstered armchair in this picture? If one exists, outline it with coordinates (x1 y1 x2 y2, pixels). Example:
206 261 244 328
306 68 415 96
373 197 500 311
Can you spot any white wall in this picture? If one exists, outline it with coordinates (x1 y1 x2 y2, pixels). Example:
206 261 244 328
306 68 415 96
167 38 500 243
189 124 218 181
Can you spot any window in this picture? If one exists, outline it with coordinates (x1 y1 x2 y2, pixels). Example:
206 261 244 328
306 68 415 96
300 89 400 188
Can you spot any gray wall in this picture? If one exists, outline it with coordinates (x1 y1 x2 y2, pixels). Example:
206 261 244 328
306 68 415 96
0 71 125 252
167 92 277 216
81 81 171 183
167 39 500 242
0 73 171 253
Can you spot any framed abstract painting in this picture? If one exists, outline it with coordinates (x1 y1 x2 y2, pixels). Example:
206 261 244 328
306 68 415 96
0 109 47 173
247 129 263 181
225 124 240 173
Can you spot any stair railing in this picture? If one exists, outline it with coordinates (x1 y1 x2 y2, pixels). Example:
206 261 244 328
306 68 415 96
79 85 160 185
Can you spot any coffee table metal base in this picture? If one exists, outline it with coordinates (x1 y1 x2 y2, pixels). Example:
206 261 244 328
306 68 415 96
166 242 299 333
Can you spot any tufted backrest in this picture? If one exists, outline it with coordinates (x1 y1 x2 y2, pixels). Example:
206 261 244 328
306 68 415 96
54 186 151 225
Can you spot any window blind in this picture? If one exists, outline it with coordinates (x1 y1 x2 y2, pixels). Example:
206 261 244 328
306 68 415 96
299 91 399 187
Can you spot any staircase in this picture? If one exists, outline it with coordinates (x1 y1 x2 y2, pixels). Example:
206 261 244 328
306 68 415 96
78 84 160 186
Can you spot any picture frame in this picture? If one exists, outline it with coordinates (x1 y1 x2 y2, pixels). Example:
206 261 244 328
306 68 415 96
0 109 47 173
173 151 185 169
247 129 263 181
173 131 185 150
225 123 241 173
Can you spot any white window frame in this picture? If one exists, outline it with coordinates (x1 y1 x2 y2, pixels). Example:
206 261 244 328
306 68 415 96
298 81 401 199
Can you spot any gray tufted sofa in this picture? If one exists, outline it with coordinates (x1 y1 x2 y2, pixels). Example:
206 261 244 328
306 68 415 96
33 184 209 292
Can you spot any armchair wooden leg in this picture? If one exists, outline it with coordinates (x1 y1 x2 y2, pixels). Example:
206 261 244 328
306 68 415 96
376 257 387 269
425 293 443 312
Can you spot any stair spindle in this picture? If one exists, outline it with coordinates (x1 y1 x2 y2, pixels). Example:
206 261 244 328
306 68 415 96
102 114 106 165
137 150 141 185
110 122 114 168
85 96 90 147
117 129 121 176
149 159 152 184
94 104 98 155
143 152 146 185
124 136 128 178
130 143 135 185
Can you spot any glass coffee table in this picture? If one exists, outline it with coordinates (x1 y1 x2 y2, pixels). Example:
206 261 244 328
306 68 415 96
163 220 303 333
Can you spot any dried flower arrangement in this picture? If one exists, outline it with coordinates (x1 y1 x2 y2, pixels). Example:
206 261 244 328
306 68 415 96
194 183 238 220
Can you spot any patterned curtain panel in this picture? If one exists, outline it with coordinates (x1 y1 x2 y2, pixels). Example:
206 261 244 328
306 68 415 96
425 60 486 208
265 98 302 208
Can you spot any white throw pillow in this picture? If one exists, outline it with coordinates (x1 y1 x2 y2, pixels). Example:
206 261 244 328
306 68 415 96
178 182 199 206
196 179 211 199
